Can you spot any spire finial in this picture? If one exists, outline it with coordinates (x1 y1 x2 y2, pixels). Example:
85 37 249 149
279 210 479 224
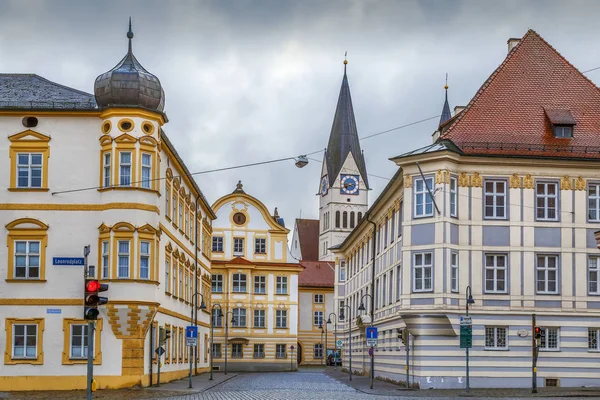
444 73 448 90
127 17 134 53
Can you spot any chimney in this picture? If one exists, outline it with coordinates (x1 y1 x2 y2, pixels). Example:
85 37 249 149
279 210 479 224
454 106 466 116
507 38 521 53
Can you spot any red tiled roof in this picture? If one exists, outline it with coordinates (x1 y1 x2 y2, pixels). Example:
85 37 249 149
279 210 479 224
295 219 319 261
298 261 334 288
441 30 600 159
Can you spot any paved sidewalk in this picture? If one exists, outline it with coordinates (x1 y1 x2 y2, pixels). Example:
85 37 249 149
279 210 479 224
325 366 407 396
146 371 238 394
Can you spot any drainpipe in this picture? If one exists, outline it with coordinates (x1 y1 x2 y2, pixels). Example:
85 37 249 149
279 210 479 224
365 214 377 389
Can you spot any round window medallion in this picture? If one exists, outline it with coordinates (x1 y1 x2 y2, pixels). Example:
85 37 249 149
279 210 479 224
142 122 154 134
22 116 38 128
233 212 247 225
118 119 134 132
101 121 111 134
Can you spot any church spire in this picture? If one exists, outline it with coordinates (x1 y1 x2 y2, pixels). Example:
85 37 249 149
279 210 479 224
439 74 452 127
325 56 369 189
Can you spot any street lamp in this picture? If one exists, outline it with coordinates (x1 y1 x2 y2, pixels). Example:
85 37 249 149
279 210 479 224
209 303 223 381
188 293 207 388
224 310 236 375
339 304 352 381
327 313 338 369
358 293 374 389
320 327 324 366
465 286 475 393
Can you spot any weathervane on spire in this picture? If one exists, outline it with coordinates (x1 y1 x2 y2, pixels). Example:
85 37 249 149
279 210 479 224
445 73 448 90
344 51 348 74
127 17 134 53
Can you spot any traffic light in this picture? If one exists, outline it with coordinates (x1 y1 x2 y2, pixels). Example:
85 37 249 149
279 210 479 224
534 326 544 347
159 328 171 345
397 328 408 345
84 278 108 320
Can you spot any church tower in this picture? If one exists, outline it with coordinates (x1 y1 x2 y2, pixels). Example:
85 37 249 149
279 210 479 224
318 59 369 261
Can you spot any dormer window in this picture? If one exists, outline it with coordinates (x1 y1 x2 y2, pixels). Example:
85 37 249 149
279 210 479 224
553 125 573 138
544 108 576 139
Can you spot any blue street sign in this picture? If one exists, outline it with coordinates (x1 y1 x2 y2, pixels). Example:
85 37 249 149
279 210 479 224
53 257 85 266
186 326 198 339
366 326 378 339
46 308 62 314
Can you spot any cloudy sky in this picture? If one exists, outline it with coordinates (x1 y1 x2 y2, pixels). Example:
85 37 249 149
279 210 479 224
2 0 600 229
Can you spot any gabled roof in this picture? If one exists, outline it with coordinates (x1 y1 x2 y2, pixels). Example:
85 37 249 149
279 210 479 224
295 218 319 261
441 30 600 159
298 261 334 288
325 64 369 188
0 74 97 110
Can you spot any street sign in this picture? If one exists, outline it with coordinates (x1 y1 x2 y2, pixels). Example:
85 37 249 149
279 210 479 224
366 338 377 347
46 308 62 314
53 257 85 266
186 337 197 347
155 346 165 356
291 345 295 350
459 316 473 348
460 316 472 325
366 326 378 339
368 347 374 357
186 326 198 339
336 339 343 349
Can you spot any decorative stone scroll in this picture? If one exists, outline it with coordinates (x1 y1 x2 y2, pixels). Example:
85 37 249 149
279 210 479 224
575 177 586 191
509 173 521 189
560 176 572 190
470 172 482 188
404 175 412 188
523 174 534 189
458 172 469 187
435 170 444 184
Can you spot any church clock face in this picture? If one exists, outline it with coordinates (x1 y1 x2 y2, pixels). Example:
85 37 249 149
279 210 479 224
320 176 328 196
340 174 359 195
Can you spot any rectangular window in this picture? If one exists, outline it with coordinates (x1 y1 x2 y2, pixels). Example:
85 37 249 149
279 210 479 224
484 180 506 219
14 240 40 279
232 273 247 293
588 328 600 351
485 326 508 349
553 125 573 138
314 343 323 358
70 324 90 359
119 152 131 187
179 266 183 297
184 209 189 236
450 176 458 217
179 202 183 230
314 294 324 303
339 261 346 282
232 308 246 327
276 344 287 359
412 252 433 292
536 182 559 221
589 256 600 295
253 344 265 358
165 259 170 293
17 153 43 188
12 324 38 358
537 255 559 294
276 276 288 295
276 310 287 328
314 311 323 326
172 263 177 297
540 327 560 350
212 309 222 327
485 254 507 293
396 265 401 301
414 177 434 217
102 240 109 279
382 274 387 307
384 217 389 247
589 183 600 221
117 240 130 278
253 310 265 328
338 300 345 321
141 153 152 189
172 194 177 224
254 238 266 254
233 238 244 256
390 210 395 242
254 276 266 294
102 153 111 188
140 241 150 280
212 343 222 358
212 237 223 252
389 269 393 305
451 252 459 293
231 343 243 358
211 274 223 293
165 185 170 218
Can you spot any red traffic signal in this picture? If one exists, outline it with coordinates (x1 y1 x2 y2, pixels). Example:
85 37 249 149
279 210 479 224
534 326 544 339
84 279 109 320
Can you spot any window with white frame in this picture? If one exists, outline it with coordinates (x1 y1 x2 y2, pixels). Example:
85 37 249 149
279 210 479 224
212 237 223 252
165 259 170 293
165 185 170 218
451 252 459 293
314 294 324 303
254 309 265 328
314 311 324 326
212 343 222 357
414 177 434 217
276 344 287 359
589 183 600 221
117 240 130 278
232 273 247 293
231 343 243 358
17 153 43 188
276 276 288 295
119 152 132 187
14 240 40 279
589 256 600 295
140 241 150 279
254 275 266 294
141 153 152 189
254 238 266 254
540 327 560 350
70 324 90 358
314 343 323 358
339 261 346 282
12 324 38 358
253 343 265 358
276 310 287 328
588 328 600 351
412 252 433 292
450 176 458 217
211 274 223 293
232 308 246 327
212 309 222 327
233 238 244 256
102 153 111 188
536 255 558 294
484 326 508 349
485 254 507 293
339 300 345 321
536 182 558 221
101 240 109 279
484 180 506 219
172 193 177 224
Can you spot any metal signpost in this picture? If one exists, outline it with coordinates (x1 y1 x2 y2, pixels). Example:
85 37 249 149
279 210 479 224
290 345 295 371
186 326 198 388
460 315 473 392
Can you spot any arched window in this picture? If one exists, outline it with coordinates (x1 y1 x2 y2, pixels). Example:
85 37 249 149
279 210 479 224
357 212 363 222
343 211 348 228
335 211 341 228
350 212 355 228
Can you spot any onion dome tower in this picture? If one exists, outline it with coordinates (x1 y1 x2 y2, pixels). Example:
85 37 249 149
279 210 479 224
94 18 165 112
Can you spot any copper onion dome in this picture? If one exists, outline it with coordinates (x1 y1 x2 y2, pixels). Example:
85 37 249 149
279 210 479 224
94 18 165 112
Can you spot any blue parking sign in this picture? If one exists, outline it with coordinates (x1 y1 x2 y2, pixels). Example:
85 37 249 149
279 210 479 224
186 326 198 339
